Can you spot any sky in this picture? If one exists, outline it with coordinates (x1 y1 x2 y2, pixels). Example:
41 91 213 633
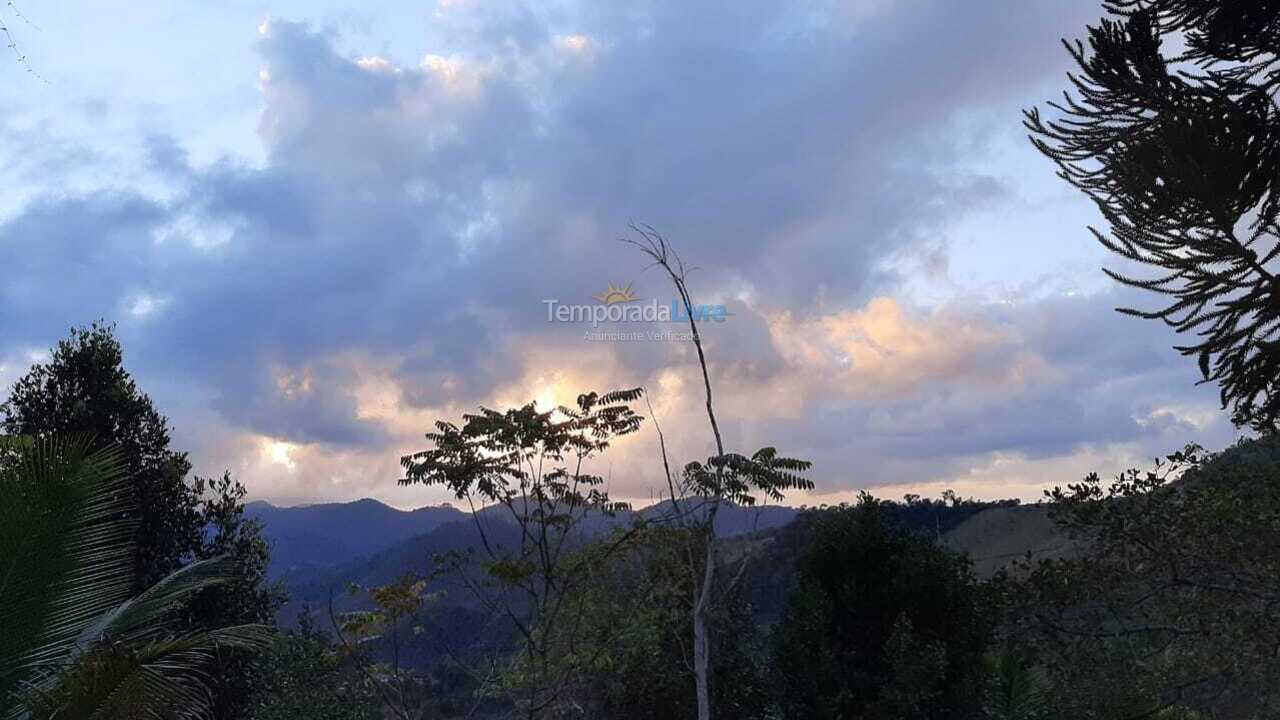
0 0 1243 509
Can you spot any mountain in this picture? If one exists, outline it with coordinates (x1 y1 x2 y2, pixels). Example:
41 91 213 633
249 494 801 583
245 498 465 579
268 495 1052 672
274 500 801 607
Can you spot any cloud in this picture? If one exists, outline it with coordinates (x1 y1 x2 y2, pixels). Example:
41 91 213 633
0 1 1236 506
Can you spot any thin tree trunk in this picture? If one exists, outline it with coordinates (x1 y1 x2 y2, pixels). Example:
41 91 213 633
692 504 719 720
625 226 725 720
677 260 723 720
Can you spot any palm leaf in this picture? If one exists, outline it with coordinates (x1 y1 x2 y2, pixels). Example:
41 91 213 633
0 435 134 707
18 624 274 720
0 435 274 720
81 556 248 647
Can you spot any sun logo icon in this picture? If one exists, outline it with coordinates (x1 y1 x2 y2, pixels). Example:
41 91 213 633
593 281 639 305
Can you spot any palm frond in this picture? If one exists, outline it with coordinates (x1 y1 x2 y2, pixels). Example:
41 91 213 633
16 624 273 720
0 435 134 706
0 435 274 720
81 556 245 647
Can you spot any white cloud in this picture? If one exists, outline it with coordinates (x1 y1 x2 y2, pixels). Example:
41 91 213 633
125 292 169 319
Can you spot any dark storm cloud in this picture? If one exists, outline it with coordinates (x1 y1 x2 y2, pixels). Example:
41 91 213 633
1 0 1217 498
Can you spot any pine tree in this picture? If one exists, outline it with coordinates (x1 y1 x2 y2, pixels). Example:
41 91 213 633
1026 1 1280 431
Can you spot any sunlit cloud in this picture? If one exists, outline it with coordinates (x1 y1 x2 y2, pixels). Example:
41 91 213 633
553 34 599 64
356 56 396 74
260 437 299 471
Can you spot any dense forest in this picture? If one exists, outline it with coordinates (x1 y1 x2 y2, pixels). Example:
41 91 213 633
5 0 1280 718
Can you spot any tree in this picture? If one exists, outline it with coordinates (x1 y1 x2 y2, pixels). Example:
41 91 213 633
772 496 995 720
329 574 442 720
245 610 380 720
2 323 200 587
399 389 646 718
624 226 813 720
1 324 281 718
0 435 272 719
1009 438 1280 718
544 525 773 720
187 471 280 628
187 471 284 720
983 648 1050 720
1026 3 1280 431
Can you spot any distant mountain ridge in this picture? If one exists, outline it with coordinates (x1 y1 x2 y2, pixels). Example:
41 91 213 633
245 498 466 579
247 496 802 582
271 495 1033 664
276 499 805 624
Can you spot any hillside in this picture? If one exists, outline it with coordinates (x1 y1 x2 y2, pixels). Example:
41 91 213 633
941 504 1082 578
938 437 1280 579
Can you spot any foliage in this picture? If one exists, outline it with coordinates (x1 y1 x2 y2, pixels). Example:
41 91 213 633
244 611 380 720
1 322 201 587
331 574 442 720
1 324 280 718
892 491 1020 537
0 434 273 720
772 495 995 720
18 561 273 720
0 435 136 709
1026 2 1280 431
1008 437 1280 718
983 648 1050 720
505 525 772 720
187 471 285 719
731 493 1021 629
399 388 647 717
400 389 643 517
679 448 814 507
189 471 280 627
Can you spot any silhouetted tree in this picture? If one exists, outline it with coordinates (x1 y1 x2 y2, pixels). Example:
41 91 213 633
1026 2 1280 431
1010 438 1280 717
246 608 381 720
400 389 647 718
2 324 280 718
625 226 813 720
187 471 283 719
329 574 440 720
2 323 201 587
527 525 772 720
772 496 994 720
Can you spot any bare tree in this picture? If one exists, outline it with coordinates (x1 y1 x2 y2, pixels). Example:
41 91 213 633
624 225 813 720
